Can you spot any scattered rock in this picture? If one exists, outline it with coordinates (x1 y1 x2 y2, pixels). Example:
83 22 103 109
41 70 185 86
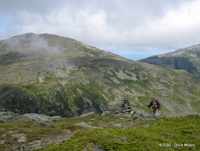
51 116 62 120
132 115 144 121
75 122 92 129
92 146 106 151
0 140 5 145
0 112 20 122
110 122 122 127
11 134 27 143
80 112 95 117
143 124 151 127
0 112 62 126
22 113 53 126
28 140 42 150
101 111 112 116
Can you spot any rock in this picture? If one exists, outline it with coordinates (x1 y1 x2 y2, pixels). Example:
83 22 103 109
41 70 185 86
22 113 52 126
110 122 122 127
27 140 42 150
101 111 112 116
120 98 136 115
143 124 151 127
51 116 62 120
132 115 144 121
80 112 95 117
0 111 62 126
130 110 136 115
0 112 20 122
92 146 106 151
75 122 92 129
0 140 5 145
11 134 27 143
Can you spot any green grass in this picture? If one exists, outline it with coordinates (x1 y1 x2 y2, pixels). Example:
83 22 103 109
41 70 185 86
42 115 200 151
0 112 200 151
43 116 200 151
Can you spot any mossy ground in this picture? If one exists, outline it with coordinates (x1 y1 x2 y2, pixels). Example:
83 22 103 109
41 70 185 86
0 113 199 151
43 114 200 151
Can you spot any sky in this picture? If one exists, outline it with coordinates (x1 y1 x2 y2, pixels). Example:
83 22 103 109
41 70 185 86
1 0 200 60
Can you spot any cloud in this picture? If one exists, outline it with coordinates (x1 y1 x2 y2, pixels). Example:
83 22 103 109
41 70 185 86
0 0 200 56
132 0 200 48
5 33 61 55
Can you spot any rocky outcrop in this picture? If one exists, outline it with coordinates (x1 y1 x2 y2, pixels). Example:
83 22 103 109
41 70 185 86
0 112 61 126
0 112 19 123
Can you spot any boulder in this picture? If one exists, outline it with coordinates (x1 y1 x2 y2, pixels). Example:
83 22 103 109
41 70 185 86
75 122 92 129
22 113 55 126
0 112 20 122
0 112 62 126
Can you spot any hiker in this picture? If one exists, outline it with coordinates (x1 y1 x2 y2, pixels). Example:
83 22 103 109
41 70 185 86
147 97 161 118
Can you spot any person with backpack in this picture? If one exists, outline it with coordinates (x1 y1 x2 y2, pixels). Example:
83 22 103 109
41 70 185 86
147 97 161 118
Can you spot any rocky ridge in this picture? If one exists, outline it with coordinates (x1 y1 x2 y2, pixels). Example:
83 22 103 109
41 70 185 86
139 44 200 76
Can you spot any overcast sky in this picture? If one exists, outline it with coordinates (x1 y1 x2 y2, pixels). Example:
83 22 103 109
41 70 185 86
1 0 200 60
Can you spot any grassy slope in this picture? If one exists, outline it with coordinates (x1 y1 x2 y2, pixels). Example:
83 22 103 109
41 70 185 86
0 33 200 116
0 113 199 151
1 56 200 116
43 115 200 151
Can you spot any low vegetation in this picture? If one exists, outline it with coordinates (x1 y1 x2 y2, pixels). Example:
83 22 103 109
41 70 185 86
43 114 200 151
0 113 199 151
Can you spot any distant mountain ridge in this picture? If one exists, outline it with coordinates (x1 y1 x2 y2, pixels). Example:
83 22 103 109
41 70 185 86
0 33 200 117
139 45 200 76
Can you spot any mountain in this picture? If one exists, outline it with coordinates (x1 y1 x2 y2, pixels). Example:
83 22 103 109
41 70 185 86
0 33 200 117
139 45 200 76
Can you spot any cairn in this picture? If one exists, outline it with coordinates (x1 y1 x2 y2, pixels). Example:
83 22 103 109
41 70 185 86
119 98 144 121
120 98 135 114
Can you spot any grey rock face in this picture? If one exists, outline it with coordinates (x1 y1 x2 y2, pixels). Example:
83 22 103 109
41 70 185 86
0 112 61 126
22 113 53 126
0 112 20 122
75 122 92 129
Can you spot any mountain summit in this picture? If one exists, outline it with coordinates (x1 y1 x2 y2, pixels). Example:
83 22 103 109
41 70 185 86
0 33 200 117
139 45 200 76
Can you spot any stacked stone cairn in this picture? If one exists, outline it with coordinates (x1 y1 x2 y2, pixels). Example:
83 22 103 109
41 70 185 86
119 98 144 121
120 98 135 114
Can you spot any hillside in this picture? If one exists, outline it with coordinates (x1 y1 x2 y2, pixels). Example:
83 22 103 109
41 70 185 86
139 45 200 76
0 113 199 150
0 33 200 117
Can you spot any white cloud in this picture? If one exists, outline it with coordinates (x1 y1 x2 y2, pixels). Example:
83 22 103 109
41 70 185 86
141 0 200 47
0 0 200 57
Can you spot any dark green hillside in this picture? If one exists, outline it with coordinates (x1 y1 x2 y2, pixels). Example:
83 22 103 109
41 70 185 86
140 56 197 74
139 45 200 76
0 33 200 117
